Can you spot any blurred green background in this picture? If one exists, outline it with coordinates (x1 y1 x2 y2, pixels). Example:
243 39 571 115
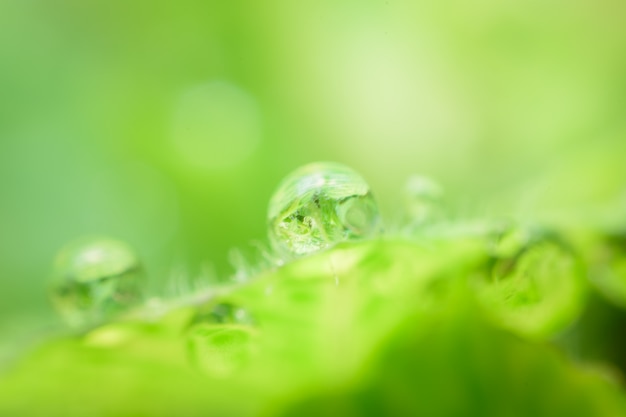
1 0 625 329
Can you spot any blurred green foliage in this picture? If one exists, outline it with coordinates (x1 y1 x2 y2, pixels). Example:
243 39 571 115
2 239 626 416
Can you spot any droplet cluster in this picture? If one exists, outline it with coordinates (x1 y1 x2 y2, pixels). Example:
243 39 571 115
46 163 598 345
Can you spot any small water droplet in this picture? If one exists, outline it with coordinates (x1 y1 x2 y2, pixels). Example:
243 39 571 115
589 230 626 309
404 175 444 227
268 162 381 257
49 237 144 327
186 302 257 376
187 325 256 377
472 225 585 338
191 302 255 326
489 223 531 258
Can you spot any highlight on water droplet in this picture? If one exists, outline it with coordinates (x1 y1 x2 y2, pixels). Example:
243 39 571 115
267 162 381 257
471 224 586 338
404 175 445 227
49 237 144 327
186 302 257 376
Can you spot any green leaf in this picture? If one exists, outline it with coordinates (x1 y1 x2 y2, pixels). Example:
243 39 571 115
1 239 624 417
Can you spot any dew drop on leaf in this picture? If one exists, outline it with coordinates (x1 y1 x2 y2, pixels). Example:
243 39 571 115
404 175 445 227
187 325 257 377
49 237 144 327
490 223 531 259
588 230 626 309
472 225 586 338
191 302 255 326
268 162 381 257
186 302 257 376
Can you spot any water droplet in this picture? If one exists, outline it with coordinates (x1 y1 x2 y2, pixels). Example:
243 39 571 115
489 223 531 258
472 226 585 338
589 230 626 309
187 325 257 377
404 175 445 226
186 302 257 376
49 237 144 327
191 302 255 326
268 162 381 257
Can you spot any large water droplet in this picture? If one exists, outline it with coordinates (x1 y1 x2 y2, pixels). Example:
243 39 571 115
472 225 586 338
186 302 257 376
268 162 381 257
49 237 144 327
